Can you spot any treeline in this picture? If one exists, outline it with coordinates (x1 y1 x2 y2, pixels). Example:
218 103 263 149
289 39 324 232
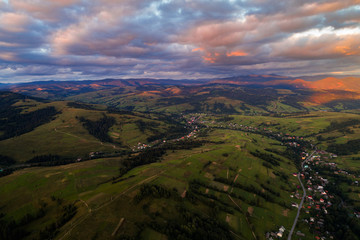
188 179 236 213
134 184 180 203
273 171 289 182
321 119 360 133
79 114 115 142
163 139 206 150
118 148 165 177
0 204 47 240
0 155 15 166
131 182 234 240
148 206 233 240
134 119 160 133
67 101 99 110
214 177 278 204
39 204 77 239
0 106 59 140
146 125 185 142
115 140 206 180
106 107 135 116
0 168 13 177
26 154 61 163
189 177 285 210
250 150 281 166
328 139 360 155
24 154 77 167
216 116 234 122
0 91 47 109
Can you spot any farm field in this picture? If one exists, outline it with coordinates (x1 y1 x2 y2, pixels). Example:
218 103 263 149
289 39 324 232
1 92 360 239
1 117 306 240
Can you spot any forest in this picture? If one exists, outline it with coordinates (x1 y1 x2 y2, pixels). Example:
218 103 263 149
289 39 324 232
328 139 360 155
79 114 116 143
0 106 58 140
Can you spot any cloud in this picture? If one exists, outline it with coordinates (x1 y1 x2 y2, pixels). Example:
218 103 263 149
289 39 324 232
0 0 359 82
270 27 360 59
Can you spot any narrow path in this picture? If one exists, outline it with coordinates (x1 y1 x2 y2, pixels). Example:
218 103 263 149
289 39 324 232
288 151 315 240
230 230 247 240
111 218 124 236
54 128 117 149
228 195 257 240
58 170 165 240
79 199 91 212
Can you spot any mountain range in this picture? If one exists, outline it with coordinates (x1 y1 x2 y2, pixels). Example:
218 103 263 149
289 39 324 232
2 75 360 114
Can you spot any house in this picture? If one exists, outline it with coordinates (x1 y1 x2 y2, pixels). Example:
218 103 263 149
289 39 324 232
296 231 305 237
277 226 285 238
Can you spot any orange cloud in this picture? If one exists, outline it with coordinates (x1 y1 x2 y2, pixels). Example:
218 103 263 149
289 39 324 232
301 0 360 16
202 56 216 63
192 47 204 52
226 51 248 57
335 45 360 56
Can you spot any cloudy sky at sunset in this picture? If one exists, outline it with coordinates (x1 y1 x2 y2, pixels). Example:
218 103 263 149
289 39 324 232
0 0 360 82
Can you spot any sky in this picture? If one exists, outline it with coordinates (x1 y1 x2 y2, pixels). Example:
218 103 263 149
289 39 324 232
0 0 360 83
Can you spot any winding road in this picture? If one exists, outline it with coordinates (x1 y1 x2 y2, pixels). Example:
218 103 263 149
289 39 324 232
287 151 315 240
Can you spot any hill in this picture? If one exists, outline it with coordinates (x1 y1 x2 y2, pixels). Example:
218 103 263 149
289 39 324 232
4 75 360 114
1 83 360 239
0 92 184 164
1 109 360 239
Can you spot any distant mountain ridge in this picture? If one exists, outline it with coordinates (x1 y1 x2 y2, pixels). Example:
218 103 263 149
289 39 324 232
4 74 360 91
2 74 360 112
208 75 360 92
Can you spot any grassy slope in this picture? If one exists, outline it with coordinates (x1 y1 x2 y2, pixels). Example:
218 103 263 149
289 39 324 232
0 100 169 162
0 118 304 240
1 111 360 239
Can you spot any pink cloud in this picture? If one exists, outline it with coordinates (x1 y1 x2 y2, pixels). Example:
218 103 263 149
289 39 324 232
9 0 81 22
0 12 31 32
270 31 360 59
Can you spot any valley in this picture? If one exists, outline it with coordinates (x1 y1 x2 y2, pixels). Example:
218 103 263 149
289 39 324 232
1 77 360 240
1 0 360 239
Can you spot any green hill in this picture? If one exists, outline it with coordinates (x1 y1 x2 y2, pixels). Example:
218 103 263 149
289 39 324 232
0 92 183 163
1 91 360 240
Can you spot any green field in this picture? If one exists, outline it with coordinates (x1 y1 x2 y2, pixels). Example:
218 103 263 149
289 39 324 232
0 118 308 240
1 92 360 239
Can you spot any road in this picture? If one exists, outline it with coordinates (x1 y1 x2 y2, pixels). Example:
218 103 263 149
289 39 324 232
287 151 315 240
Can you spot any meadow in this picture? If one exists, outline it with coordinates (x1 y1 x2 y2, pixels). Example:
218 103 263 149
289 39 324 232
1 92 360 239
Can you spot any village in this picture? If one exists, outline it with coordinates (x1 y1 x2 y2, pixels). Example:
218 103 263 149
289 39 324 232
121 113 360 240
184 114 360 240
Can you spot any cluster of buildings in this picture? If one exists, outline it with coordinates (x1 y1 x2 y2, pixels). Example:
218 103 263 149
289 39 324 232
266 226 286 239
298 149 360 239
186 114 360 239
131 115 201 152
